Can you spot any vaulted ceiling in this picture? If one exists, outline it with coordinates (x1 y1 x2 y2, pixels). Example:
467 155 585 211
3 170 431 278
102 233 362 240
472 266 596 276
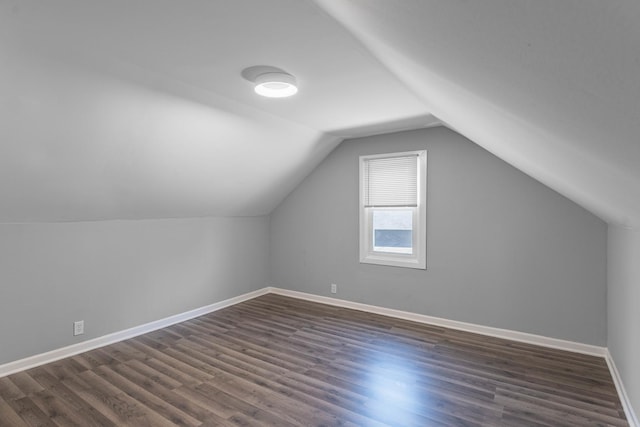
2 0 639 226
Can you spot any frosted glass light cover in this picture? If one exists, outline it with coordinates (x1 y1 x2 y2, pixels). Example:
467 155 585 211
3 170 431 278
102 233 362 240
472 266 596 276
254 72 298 98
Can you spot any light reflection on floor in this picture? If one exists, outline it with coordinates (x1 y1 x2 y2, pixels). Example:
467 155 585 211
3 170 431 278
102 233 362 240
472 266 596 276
363 343 426 425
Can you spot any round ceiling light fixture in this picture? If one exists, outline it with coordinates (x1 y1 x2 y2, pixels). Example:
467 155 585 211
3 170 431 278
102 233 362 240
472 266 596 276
241 66 298 98
253 72 298 98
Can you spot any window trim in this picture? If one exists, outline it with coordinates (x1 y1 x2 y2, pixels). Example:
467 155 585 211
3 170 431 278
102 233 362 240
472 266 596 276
359 150 427 269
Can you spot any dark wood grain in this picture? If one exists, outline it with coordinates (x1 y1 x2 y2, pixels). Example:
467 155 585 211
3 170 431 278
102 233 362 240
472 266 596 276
0 294 628 426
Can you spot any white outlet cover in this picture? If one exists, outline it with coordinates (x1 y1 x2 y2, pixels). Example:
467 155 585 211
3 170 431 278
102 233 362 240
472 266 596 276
74 320 84 336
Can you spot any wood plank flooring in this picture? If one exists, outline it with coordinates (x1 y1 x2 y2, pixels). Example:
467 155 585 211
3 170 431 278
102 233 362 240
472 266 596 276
0 294 628 426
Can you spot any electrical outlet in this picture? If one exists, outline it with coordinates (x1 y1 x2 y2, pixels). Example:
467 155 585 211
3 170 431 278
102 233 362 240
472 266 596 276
73 320 84 336
331 283 337 294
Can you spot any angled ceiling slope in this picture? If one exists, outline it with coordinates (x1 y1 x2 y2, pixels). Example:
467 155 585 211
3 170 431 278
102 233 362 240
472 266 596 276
0 0 435 222
5 0 638 226
315 0 640 228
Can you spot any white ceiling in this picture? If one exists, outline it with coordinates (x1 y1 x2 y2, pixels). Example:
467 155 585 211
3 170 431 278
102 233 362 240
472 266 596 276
2 0 640 227
0 0 434 221
316 0 640 227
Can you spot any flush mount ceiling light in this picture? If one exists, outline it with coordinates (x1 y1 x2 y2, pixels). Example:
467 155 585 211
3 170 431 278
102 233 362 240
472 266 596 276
241 66 298 98
254 72 298 98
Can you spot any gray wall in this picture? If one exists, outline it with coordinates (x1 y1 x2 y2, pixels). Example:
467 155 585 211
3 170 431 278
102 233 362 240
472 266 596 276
269 127 607 346
0 216 268 365
608 225 640 417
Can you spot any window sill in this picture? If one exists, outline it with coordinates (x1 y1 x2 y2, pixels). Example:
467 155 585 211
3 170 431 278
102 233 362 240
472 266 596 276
360 253 426 270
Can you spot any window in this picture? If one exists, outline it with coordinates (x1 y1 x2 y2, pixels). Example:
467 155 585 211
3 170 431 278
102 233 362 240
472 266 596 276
359 150 426 269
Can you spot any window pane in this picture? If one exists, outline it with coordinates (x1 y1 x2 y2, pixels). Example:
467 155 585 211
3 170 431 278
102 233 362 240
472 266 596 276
372 210 413 254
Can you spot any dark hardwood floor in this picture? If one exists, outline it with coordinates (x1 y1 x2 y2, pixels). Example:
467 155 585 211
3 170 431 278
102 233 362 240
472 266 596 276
0 294 628 426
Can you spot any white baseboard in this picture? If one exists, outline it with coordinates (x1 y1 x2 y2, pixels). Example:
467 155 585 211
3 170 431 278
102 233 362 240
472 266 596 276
606 349 639 427
266 287 607 357
0 288 270 378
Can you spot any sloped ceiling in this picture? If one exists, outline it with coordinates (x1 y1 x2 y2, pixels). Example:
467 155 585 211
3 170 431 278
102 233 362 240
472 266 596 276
0 0 434 221
2 0 639 227
314 0 640 228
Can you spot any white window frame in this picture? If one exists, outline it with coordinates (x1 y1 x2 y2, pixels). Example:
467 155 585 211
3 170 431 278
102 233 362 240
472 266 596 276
359 150 427 269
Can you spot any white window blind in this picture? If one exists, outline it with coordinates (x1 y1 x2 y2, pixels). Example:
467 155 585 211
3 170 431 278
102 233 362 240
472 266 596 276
363 154 418 207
